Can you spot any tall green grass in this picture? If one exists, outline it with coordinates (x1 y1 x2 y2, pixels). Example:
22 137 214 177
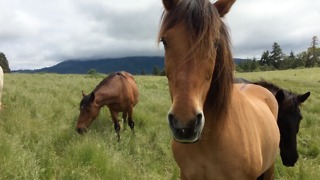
0 68 319 179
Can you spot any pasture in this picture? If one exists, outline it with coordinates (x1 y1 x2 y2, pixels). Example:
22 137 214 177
0 68 319 179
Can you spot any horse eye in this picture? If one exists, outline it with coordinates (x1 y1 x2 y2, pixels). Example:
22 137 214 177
160 37 168 48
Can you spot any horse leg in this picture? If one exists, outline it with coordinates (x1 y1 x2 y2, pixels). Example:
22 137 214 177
127 105 135 132
257 164 275 180
122 112 128 131
110 109 121 141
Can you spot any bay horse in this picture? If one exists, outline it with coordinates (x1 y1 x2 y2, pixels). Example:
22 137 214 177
76 71 139 140
235 78 311 167
0 66 3 110
159 0 280 179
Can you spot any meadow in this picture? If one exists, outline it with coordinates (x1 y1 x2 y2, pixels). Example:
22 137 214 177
0 68 319 179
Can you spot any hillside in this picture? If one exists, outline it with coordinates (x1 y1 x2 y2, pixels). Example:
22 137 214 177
15 56 165 75
13 56 245 74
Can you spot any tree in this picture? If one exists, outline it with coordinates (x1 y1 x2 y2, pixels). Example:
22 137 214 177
310 36 319 66
270 42 284 69
87 69 97 75
152 66 160 75
259 50 270 66
0 52 11 73
141 69 146 75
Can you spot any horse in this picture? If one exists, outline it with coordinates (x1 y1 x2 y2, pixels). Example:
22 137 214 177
235 78 310 167
0 66 3 110
254 80 310 166
158 0 280 179
76 71 139 140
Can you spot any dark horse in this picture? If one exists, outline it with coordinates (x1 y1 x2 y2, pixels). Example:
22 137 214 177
235 78 311 167
76 71 139 140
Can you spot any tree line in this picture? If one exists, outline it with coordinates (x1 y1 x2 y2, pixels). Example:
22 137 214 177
236 36 320 72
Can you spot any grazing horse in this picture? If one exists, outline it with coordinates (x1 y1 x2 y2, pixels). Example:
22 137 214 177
76 71 139 140
235 78 311 167
159 0 280 179
0 66 3 110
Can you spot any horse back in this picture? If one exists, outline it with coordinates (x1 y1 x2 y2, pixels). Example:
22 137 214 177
234 83 280 174
120 71 139 106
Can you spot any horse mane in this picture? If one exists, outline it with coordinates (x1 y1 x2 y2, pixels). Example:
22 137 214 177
93 72 125 93
254 80 281 94
80 72 126 109
159 0 234 120
255 80 299 112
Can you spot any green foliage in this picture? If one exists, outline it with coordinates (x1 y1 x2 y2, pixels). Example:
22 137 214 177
1 69 320 179
0 52 11 73
238 37 320 72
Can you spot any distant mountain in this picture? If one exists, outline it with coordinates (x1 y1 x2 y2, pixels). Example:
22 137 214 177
15 56 165 75
13 56 246 75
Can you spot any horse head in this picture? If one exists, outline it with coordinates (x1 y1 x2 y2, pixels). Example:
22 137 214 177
276 90 310 166
159 0 235 143
76 91 100 134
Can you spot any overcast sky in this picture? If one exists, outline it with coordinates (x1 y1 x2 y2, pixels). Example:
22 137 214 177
0 0 319 70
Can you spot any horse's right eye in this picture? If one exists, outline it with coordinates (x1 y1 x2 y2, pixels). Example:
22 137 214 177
160 37 168 48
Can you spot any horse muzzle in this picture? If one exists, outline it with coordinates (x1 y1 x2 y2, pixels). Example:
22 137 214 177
168 113 204 143
76 127 87 134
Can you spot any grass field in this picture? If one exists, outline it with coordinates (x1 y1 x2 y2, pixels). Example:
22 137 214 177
0 68 319 179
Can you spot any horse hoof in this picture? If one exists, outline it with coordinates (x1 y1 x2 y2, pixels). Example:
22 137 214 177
129 121 135 130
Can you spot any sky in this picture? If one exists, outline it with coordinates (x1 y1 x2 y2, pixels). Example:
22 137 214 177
0 0 319 70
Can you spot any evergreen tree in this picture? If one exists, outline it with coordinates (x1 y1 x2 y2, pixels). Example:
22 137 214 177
152 66 160 76
259 50 270 66
0 52 11 73
310 36 319 66
270 42 284 69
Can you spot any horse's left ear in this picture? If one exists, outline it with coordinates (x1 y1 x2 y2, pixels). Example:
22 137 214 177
275 90 285 104
82 90 86 97
298 92 310 103
214 0 236 17
162 0 179 11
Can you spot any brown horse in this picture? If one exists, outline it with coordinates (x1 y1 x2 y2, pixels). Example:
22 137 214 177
235 78 311 167
76 71 139 140
159 0 279 179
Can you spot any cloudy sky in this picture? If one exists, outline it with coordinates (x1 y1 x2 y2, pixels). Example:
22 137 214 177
0 0 319 70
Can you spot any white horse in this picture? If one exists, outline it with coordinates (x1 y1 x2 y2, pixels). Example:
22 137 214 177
0 66 3 110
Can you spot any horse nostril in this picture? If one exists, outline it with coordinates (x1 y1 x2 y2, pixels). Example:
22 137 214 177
168 113 176 127
196 113 203 125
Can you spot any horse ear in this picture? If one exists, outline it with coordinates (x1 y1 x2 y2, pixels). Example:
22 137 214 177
214 0 236 17
90 92 95 102
275 90 285 104
82 90 86 97
162 0 179 11
298 92 310 103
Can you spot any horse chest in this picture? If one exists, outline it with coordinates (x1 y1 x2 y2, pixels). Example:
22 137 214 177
172 140 258 179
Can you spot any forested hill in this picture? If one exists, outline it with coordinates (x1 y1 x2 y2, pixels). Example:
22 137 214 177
16 57 165 75
14 56 245 75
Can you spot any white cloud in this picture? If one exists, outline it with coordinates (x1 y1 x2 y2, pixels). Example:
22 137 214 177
0 0 319 70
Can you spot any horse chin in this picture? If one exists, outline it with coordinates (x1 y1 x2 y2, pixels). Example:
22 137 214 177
173 134 201 144
171 129 202 144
